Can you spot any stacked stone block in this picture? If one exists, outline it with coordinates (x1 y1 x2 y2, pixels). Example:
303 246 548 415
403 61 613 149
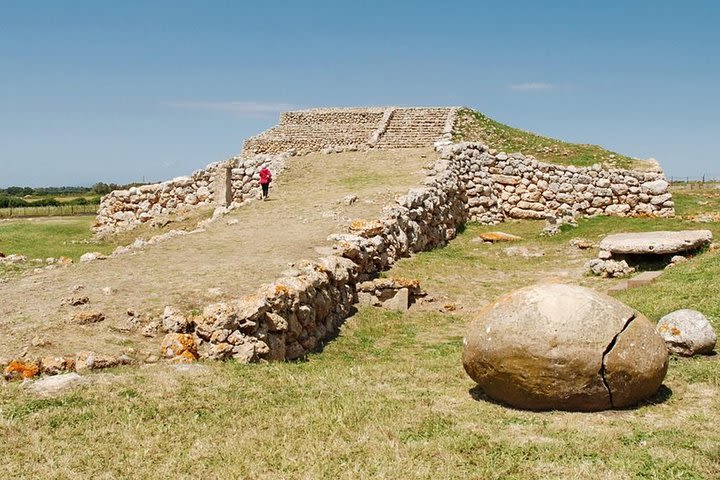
437 142 674 223
242 107 459 156
94 153 289 236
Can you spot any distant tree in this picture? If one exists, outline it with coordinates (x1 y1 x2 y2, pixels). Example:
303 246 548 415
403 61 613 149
91 182 112 195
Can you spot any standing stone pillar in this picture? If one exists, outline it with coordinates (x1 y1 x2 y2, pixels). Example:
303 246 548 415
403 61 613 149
214 166 233 207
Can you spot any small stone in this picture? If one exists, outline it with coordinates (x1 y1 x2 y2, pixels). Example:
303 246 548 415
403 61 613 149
61 296 89 307
142 321 160 337
26 373 89 396
75 351 118 373
145 355 159 364
4 360 41 381
656 309 717 356
31 336 50 347
162 306 192 333
79 252 107 263
478 232 523 243
71 311 105 324
160 333 199 362
382 288 409 312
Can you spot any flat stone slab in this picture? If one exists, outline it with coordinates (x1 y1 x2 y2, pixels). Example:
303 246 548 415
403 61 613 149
25 373 90 396
599 230 712 256
627 271 664 288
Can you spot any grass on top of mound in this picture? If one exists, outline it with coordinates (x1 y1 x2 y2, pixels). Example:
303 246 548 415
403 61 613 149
454 108 644 171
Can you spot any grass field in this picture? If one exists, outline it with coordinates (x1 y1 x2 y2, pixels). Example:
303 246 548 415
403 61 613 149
455 108 645 170
0 188 718 478
0 203 98 219
0 216 112 261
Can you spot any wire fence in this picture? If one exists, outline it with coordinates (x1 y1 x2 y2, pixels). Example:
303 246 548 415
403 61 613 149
668 175 720 189
0 204 98 219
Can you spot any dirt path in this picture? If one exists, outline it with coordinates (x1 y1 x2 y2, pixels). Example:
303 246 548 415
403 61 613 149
0 149 433 359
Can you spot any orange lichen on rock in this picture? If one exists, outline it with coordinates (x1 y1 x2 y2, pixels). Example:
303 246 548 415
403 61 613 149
349 219 384 237
275 284 290 296
160 333 199 362
4 360 41 381
390 277 421 290
478 232 523 243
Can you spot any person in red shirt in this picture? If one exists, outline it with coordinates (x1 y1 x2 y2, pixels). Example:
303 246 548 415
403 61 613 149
259 166 272 200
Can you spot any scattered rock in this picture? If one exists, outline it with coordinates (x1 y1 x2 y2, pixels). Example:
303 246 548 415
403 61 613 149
382 287 409 312
206 287 224 298
145 355 159 364
478 232 523 243
227 219 239 226
26 373 89 396
666 255 688 268
0 254 27 265
101 286 114 296
75 351 119 373
343 194 358 206
40 356 73 375
142 321 160 337
162 306 192 333
462 284 669 411
4 360 41 381
61 295 89 306
569 238 596 250
31 336 50 347
79 252 107 263
71 310 106 324
160 333 199 362
586 259 635 278
656 309 717 356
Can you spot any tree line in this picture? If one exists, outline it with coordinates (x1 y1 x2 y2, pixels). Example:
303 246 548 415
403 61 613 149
0 182 147 209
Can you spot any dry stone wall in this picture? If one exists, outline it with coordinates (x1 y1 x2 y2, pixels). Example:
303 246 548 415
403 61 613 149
243 107 459 156
94 153 288 236
163 165 468 362
437 142 674 223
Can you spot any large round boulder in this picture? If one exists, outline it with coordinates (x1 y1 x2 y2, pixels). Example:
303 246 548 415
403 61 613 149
656 309 716 356
462 284 669 411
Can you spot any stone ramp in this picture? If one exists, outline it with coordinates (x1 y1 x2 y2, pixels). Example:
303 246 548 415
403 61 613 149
0 149 433 361
374 107 454 149
243 107 457 156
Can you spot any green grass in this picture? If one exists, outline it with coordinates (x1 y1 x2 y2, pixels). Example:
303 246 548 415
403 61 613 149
454 108 644 170
0 203 99 219
1 189 719 478
0 216 113 261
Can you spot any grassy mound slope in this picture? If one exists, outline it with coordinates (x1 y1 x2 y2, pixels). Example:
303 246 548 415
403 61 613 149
455 108 650 171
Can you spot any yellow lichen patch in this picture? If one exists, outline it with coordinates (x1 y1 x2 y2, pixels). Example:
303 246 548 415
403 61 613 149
275 284 290 296
390 277 421 290
671 327 682 336
160 333 199 362
4 360 41 381
478 232 523 243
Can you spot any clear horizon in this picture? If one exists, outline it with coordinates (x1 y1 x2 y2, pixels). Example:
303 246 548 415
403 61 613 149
1 0 719 187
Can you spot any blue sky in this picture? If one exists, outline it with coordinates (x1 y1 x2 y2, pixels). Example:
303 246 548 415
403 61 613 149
0 0 718 187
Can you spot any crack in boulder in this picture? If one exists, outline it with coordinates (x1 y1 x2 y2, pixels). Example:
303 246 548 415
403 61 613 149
599 313 636 408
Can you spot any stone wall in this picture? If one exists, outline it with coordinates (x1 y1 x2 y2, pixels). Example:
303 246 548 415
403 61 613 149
437 142 674 223
94 153 288 236
159 141 674 364
242 107 458 156
162 165 468 362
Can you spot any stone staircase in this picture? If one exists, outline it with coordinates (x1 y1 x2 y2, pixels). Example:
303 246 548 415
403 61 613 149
242 107 458 156
373 108 454 149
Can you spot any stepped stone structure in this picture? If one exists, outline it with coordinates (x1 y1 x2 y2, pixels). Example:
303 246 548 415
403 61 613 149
95 106 673 236
242 107 458 156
